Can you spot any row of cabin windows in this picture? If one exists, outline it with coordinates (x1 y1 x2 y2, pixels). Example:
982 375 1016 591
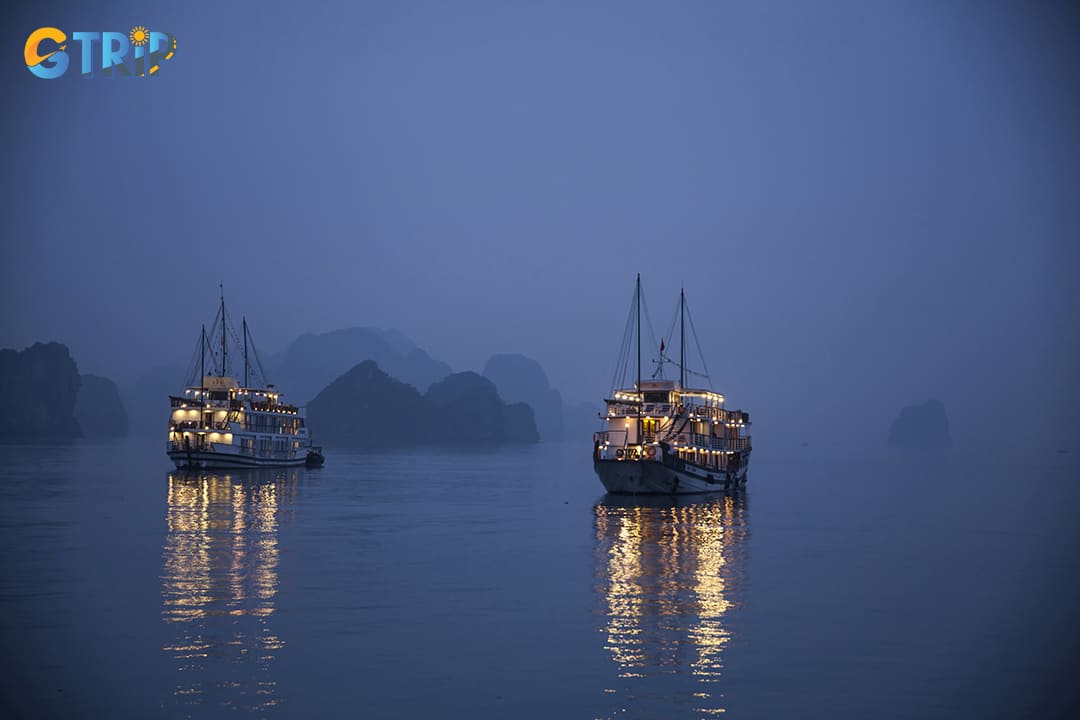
678 448 735 470
243 413 304 434
240 437 298 457
641 419 743 437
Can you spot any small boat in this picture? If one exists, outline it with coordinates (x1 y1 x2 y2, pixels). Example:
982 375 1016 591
166 290 321 470
305 446 326 467
593 275 752 494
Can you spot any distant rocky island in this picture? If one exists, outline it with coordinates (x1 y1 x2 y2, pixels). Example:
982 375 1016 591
307 361 538 448
0 342 128 441
124 326 591 443
5 330 610 447
75 374 129 438
483 353 564 440
888 399 951 449
269 327 452 404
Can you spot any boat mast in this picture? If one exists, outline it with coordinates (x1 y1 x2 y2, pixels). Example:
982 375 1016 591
680 288 686 388
636 273 642 449
219 284 227 377
200 324 206 388
243 316 249 389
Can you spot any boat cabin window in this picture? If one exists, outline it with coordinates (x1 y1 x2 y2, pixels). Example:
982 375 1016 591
209 390 229 401
643 391 669 403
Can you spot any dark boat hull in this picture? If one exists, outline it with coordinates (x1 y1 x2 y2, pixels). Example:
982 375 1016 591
594 455 749 495
167 450 307 470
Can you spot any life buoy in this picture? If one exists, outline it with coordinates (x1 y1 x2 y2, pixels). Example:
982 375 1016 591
616 448 625 460
644 445 657 459
631 450 641 461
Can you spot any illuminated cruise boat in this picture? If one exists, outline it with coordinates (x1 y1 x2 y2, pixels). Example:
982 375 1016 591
167 293 324 469
593 276 752 494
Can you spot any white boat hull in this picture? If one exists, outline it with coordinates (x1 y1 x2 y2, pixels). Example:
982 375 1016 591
167 450 307 470
594 457 748 495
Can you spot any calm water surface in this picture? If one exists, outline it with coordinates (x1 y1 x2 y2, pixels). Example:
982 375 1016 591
1 439 1077 718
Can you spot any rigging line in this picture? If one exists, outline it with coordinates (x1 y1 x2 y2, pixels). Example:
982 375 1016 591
182 332 202 387
663 303 679 351
639 288 659 361
611 315 628 394
236 315 266 385
618 299 634 387
613 288 634 390
204 308 222 374
224 308 247 364
610 284 638 395
651 302 679 379
245 318 270 387
684 296 712 388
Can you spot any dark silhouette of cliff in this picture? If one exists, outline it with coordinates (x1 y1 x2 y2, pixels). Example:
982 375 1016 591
269 327 452 404
306 361 428 449
0 342 82 440
307 361 537 448
121 327 450 435
426 371 539 444
888 399 952 449
75 374 129 438
482 354 563 441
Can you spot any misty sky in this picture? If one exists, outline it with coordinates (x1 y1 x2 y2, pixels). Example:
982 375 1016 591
2 1 1078 449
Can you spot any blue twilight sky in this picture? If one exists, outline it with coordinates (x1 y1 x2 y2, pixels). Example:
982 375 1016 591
1 0 1078 448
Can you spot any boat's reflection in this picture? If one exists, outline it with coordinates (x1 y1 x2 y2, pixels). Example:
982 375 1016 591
594 491 748 717
162 468 299 715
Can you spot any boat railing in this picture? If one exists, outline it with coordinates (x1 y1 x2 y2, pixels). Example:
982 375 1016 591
669 433 744 452
169 420 234 432
249 401 300 414
168 440 216 452
691 433 711 448
594 429 629 446
676 404 750 424
171 421 202 431
608 402 679 418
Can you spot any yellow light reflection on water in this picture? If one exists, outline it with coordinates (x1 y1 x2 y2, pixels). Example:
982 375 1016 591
594 493 748 717
162 469 297 713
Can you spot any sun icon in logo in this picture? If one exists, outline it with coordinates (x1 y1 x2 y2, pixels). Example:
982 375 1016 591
129 26 149 46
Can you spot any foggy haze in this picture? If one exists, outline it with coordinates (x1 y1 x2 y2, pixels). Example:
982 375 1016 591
2 0 1078 450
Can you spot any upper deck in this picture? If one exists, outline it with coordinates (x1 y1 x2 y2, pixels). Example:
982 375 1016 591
597 379 751 456
605 381 746 424
169 376 305 436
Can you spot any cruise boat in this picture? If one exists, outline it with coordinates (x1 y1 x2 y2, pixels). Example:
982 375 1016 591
593 276 751 494
167 293 324 470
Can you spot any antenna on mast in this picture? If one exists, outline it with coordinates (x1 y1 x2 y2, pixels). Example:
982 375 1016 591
219 284 227 377
636 274 642 451
243 316 249 389
680 287 686 388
